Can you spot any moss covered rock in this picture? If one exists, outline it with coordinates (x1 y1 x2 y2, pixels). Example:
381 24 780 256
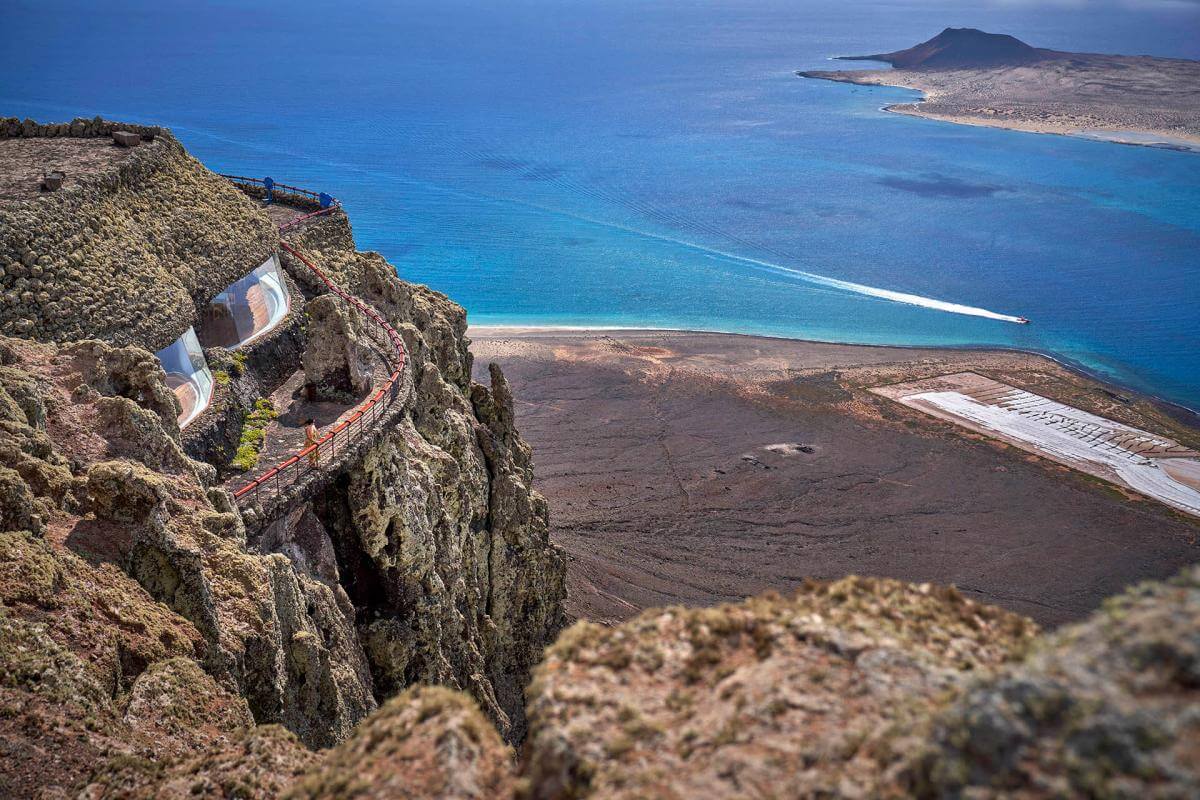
122 656 254 751
287 685 516 800
86 724 318 800
523 576 1038 799
901 565 1200 798
87 458 170 524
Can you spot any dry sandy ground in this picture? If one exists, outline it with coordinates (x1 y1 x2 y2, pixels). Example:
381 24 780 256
800 53 1200 151
469 328 1200 628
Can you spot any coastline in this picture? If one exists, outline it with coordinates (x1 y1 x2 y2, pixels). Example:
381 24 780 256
469 324 1200 426
879 96 1200 154
468 327 1200 626
798 65 1200 154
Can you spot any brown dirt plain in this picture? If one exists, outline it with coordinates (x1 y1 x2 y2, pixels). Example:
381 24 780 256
469 328 1199 628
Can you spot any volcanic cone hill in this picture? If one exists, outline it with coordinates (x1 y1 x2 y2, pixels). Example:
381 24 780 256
847 27 1044 69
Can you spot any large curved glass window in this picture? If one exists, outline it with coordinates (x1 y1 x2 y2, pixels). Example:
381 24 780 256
197 255 290 350
156 327 215 429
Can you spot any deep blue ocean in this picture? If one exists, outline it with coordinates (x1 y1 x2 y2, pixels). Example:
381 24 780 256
4 0 1199 408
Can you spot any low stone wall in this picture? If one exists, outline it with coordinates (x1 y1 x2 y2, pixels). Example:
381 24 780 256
0 116 164 141
0 117 278 352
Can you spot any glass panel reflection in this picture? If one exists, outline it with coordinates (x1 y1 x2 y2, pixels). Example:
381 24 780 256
198 255 290 350
156 327 215 428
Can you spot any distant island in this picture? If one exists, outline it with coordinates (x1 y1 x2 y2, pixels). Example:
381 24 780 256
799 27 1200 151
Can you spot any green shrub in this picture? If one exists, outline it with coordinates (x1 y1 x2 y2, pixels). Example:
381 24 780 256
230 398 278 472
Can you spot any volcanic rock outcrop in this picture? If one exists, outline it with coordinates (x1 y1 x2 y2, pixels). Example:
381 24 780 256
519 568 1200 799
301 294 374 403
521 576 1038 798
284 210 567 741
846 27 1043 69
0 120 566 796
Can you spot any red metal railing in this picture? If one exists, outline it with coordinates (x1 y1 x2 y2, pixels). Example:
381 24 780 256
225 180 408 509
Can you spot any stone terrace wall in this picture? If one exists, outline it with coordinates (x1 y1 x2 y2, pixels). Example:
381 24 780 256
0 115 163 141
0 118 278 352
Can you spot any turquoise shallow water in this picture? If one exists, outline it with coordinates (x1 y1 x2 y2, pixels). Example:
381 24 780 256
3 0 1199 408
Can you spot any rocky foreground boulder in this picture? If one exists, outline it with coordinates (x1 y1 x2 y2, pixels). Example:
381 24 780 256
520 568 1200 799
908 566 1200 798
522 576 1038 798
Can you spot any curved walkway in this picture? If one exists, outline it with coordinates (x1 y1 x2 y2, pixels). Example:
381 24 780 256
220 176 408 513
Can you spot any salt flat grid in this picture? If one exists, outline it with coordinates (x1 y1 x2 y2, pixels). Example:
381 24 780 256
870 373 1200 518
957 386 1193 460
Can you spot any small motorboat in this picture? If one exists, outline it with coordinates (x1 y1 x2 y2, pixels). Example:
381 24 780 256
1016 316 1030 325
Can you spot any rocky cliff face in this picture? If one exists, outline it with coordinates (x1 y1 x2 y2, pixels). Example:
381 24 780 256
0 290 564 792
283 210 567 741
0 133 566 793
0 333 377 794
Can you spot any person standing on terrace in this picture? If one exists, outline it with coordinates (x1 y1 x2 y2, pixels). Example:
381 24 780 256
303 418 320 467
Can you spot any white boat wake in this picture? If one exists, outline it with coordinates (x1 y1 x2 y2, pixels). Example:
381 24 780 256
505 210 1030 325
371 158 1029 325
712 252 1027 324
511 199 1030 325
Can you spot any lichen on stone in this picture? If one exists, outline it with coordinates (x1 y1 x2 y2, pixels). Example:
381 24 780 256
900 565 1200 798
522 576 1038 800
286 685 515 800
